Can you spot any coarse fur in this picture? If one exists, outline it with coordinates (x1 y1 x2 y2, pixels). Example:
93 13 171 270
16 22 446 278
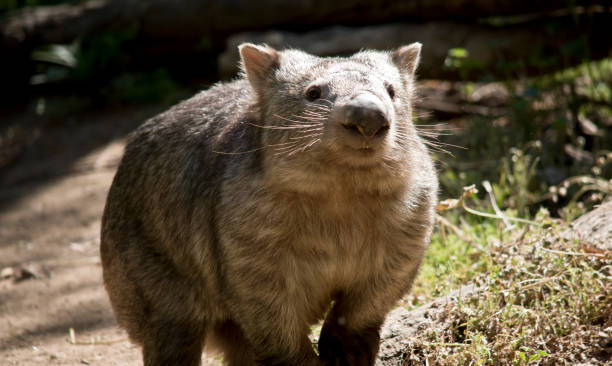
101 43 438 366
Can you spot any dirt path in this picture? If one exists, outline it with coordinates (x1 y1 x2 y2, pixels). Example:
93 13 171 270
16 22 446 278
0 164 139 365
0 103 220 365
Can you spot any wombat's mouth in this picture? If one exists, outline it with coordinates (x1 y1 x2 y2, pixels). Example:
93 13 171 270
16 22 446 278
341 123 390 139
341 139 386 160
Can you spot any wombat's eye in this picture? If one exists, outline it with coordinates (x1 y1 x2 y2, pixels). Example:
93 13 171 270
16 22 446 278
386 84 396 99
305 86 322 101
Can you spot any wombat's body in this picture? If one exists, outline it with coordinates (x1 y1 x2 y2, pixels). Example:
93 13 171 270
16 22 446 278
101 43 438 366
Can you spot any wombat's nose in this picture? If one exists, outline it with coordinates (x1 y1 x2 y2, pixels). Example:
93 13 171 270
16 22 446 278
341 94 390 138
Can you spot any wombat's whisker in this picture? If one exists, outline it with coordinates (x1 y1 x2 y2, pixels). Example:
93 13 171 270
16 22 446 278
422 139 465 150
292 120 323 127
414 123 458 130
414 127 453 133
274 134 322 148
397 142 453 157
211 146 267 155
420 144 455 157
301 110 328 118
249 122 319 130
286 138 321 156
307 104 333 112
287 118 322 125
394 131 455 156
274 144 308 156
298 111 325 117
299 114 326 121
273 114 323 126
414 129 441 135
273 143 301 152
212 141 299 155
297 119 324 125
301 138 322 150
295 127 324 134
393 131 418 140
315 98 334 106
303 108 328 114
274 134 322 155
310 101 331 108
267 141 303 146
415 129 453 138
289 133 324 140
277 122 320 128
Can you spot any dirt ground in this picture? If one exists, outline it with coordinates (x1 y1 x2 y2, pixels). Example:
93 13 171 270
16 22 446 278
0 102 221 365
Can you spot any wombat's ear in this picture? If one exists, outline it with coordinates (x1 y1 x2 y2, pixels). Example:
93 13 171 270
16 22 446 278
391 42 421 76
239 43 280 90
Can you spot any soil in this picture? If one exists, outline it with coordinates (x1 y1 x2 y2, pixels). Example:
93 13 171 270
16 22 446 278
0 101 221 365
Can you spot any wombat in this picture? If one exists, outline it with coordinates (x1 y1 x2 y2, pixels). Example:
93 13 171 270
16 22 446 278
101 42 438 366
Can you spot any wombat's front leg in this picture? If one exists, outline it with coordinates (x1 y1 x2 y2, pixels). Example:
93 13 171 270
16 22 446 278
318 295 384 366
229 302 323 366
221 272 324 366
319 261 423 366
318 324 380 366
141 317 206 366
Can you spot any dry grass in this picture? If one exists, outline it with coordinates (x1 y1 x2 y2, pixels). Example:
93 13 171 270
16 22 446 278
403 213 611 365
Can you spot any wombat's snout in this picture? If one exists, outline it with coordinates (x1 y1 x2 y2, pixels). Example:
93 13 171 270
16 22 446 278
340 93 390 138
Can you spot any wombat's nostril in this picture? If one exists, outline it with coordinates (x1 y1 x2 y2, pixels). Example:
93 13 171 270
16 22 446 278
342 94 390 138
343 123 362 135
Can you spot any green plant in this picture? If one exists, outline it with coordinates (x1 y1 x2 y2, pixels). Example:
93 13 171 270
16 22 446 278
436 58 612 217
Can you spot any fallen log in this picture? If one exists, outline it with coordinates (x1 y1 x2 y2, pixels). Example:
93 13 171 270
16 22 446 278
0 1 609 99
218 16 612 80
1 0 601 49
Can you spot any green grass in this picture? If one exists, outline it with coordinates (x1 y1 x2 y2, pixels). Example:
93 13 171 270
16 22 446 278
406 215 497 306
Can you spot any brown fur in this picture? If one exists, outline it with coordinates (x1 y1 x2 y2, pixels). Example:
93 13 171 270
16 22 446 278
101 43 438 366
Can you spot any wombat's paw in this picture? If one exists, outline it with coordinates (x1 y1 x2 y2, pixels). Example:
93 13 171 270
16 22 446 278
317 323 379 366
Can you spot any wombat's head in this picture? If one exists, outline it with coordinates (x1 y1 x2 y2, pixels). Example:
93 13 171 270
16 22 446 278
239 43 427 190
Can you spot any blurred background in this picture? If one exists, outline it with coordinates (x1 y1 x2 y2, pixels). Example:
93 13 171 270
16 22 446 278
0 2 611 365
1 0 610 216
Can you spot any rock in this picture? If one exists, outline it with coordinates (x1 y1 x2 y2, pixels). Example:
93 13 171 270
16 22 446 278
571 200 612 250
376 284 480 365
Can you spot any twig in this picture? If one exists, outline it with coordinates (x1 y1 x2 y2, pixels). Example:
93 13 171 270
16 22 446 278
436 214 486 252
437 183 541 226
424 342 468 347
68 328 127 346
514 264 573 292
516 276 559 291
540 247 607 258
482 180 514 230
461 202 541 226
